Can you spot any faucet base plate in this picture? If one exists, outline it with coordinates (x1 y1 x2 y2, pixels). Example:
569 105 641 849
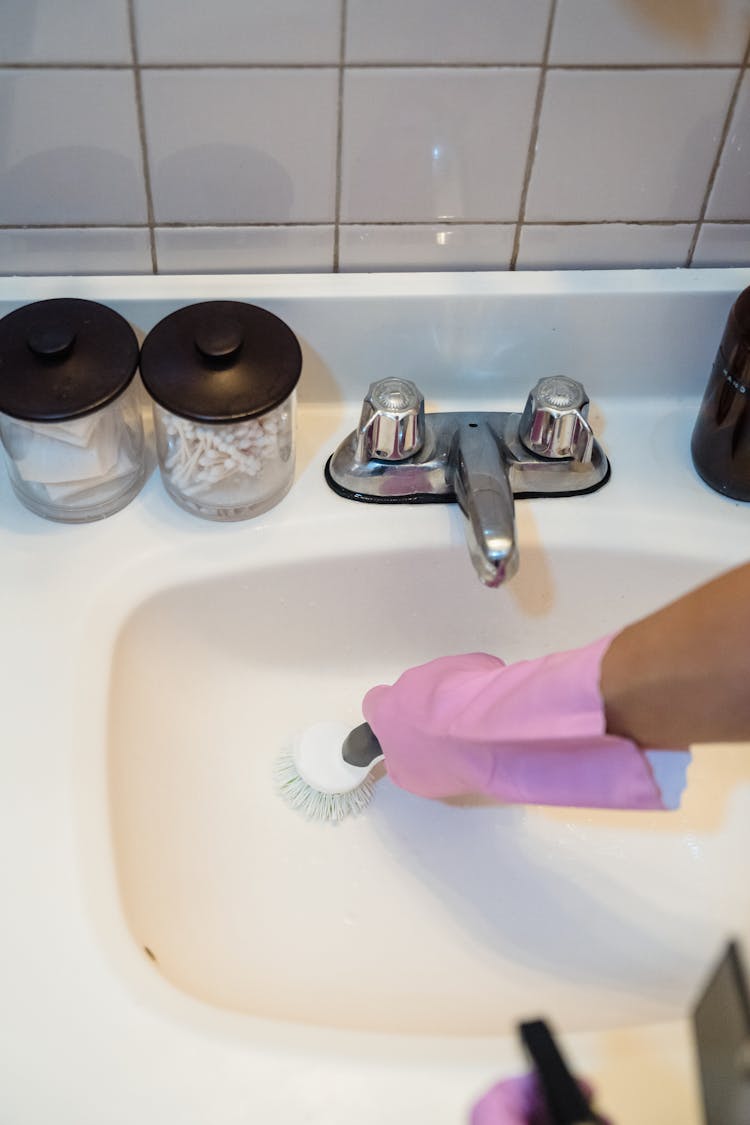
324 454 611 504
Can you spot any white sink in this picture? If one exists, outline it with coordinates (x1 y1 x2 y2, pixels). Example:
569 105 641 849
3 269 750 1124
106 511 750 1038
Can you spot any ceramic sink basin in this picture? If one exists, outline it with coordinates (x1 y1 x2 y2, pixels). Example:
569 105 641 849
106 510 750 1037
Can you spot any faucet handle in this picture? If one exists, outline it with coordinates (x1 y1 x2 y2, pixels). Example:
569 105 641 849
519 376 594 462
355 377 425 462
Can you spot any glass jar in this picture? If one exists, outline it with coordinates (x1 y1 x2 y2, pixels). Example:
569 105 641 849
140 301 302 521
0 298 147 523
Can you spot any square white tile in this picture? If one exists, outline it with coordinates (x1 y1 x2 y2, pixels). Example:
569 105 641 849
550 0 750 64
155 226 334 272
706 73 750 221
142 69 338 223
692 223 750 266
346 0 551 63
338 223 515 270
0 228 152 275
516 223 694 269
525 69 737 222
340 68 539 222
0 0 131 63
0 70 147 225
134 0 341 64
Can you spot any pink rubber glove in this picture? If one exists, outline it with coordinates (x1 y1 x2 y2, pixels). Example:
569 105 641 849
363 636 687 811
470 1075 553 1125
470 1074 607 1125
470 1074 603 1125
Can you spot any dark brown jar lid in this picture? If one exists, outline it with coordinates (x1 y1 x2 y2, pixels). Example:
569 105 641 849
139 300 303 424
0 298 139 422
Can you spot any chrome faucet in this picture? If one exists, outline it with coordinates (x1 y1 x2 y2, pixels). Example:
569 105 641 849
324 376 609 587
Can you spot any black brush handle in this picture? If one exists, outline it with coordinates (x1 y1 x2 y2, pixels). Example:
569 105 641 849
519 1020 605 1124
341 722 383 767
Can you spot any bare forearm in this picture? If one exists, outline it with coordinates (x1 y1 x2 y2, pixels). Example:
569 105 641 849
601 563 750 747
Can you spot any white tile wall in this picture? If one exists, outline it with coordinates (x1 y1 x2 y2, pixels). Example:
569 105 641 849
345 0 550 64
338 223 516 271
550 0 750 65
155 225 334 272
693 223 750 266
706 72 750 220
142 68 339 223
134 0 341 64
525 69 737 222
0 69 147 225
0 0 132 64
0 0 748 275
516 223 695 270
0 227 152 274
340 68 539 222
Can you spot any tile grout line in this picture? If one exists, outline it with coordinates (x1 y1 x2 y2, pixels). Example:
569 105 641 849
126 0 158 274
510 0 557 270
687 36 750 266
332 0 348 273
2 219 748 232
1 60 748 72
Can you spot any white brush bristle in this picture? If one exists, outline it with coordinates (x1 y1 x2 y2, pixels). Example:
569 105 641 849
274 721 379 823
274 751 376 822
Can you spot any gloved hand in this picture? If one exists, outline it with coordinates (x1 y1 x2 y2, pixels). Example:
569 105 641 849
470 1073 605 1125
362 636 688 811
470 1074 552 1124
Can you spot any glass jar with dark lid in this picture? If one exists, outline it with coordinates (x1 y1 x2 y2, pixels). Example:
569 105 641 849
139 300 302 521
0 298 147 522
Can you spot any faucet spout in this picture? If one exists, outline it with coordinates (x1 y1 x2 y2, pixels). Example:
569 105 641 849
450 421 519 587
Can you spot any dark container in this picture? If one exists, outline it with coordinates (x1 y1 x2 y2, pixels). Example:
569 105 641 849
691 287 750 501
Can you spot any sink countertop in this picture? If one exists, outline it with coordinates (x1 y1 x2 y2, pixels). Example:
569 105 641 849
2 269 750 1124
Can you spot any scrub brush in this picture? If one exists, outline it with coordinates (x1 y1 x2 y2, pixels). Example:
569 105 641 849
274 720 384 822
